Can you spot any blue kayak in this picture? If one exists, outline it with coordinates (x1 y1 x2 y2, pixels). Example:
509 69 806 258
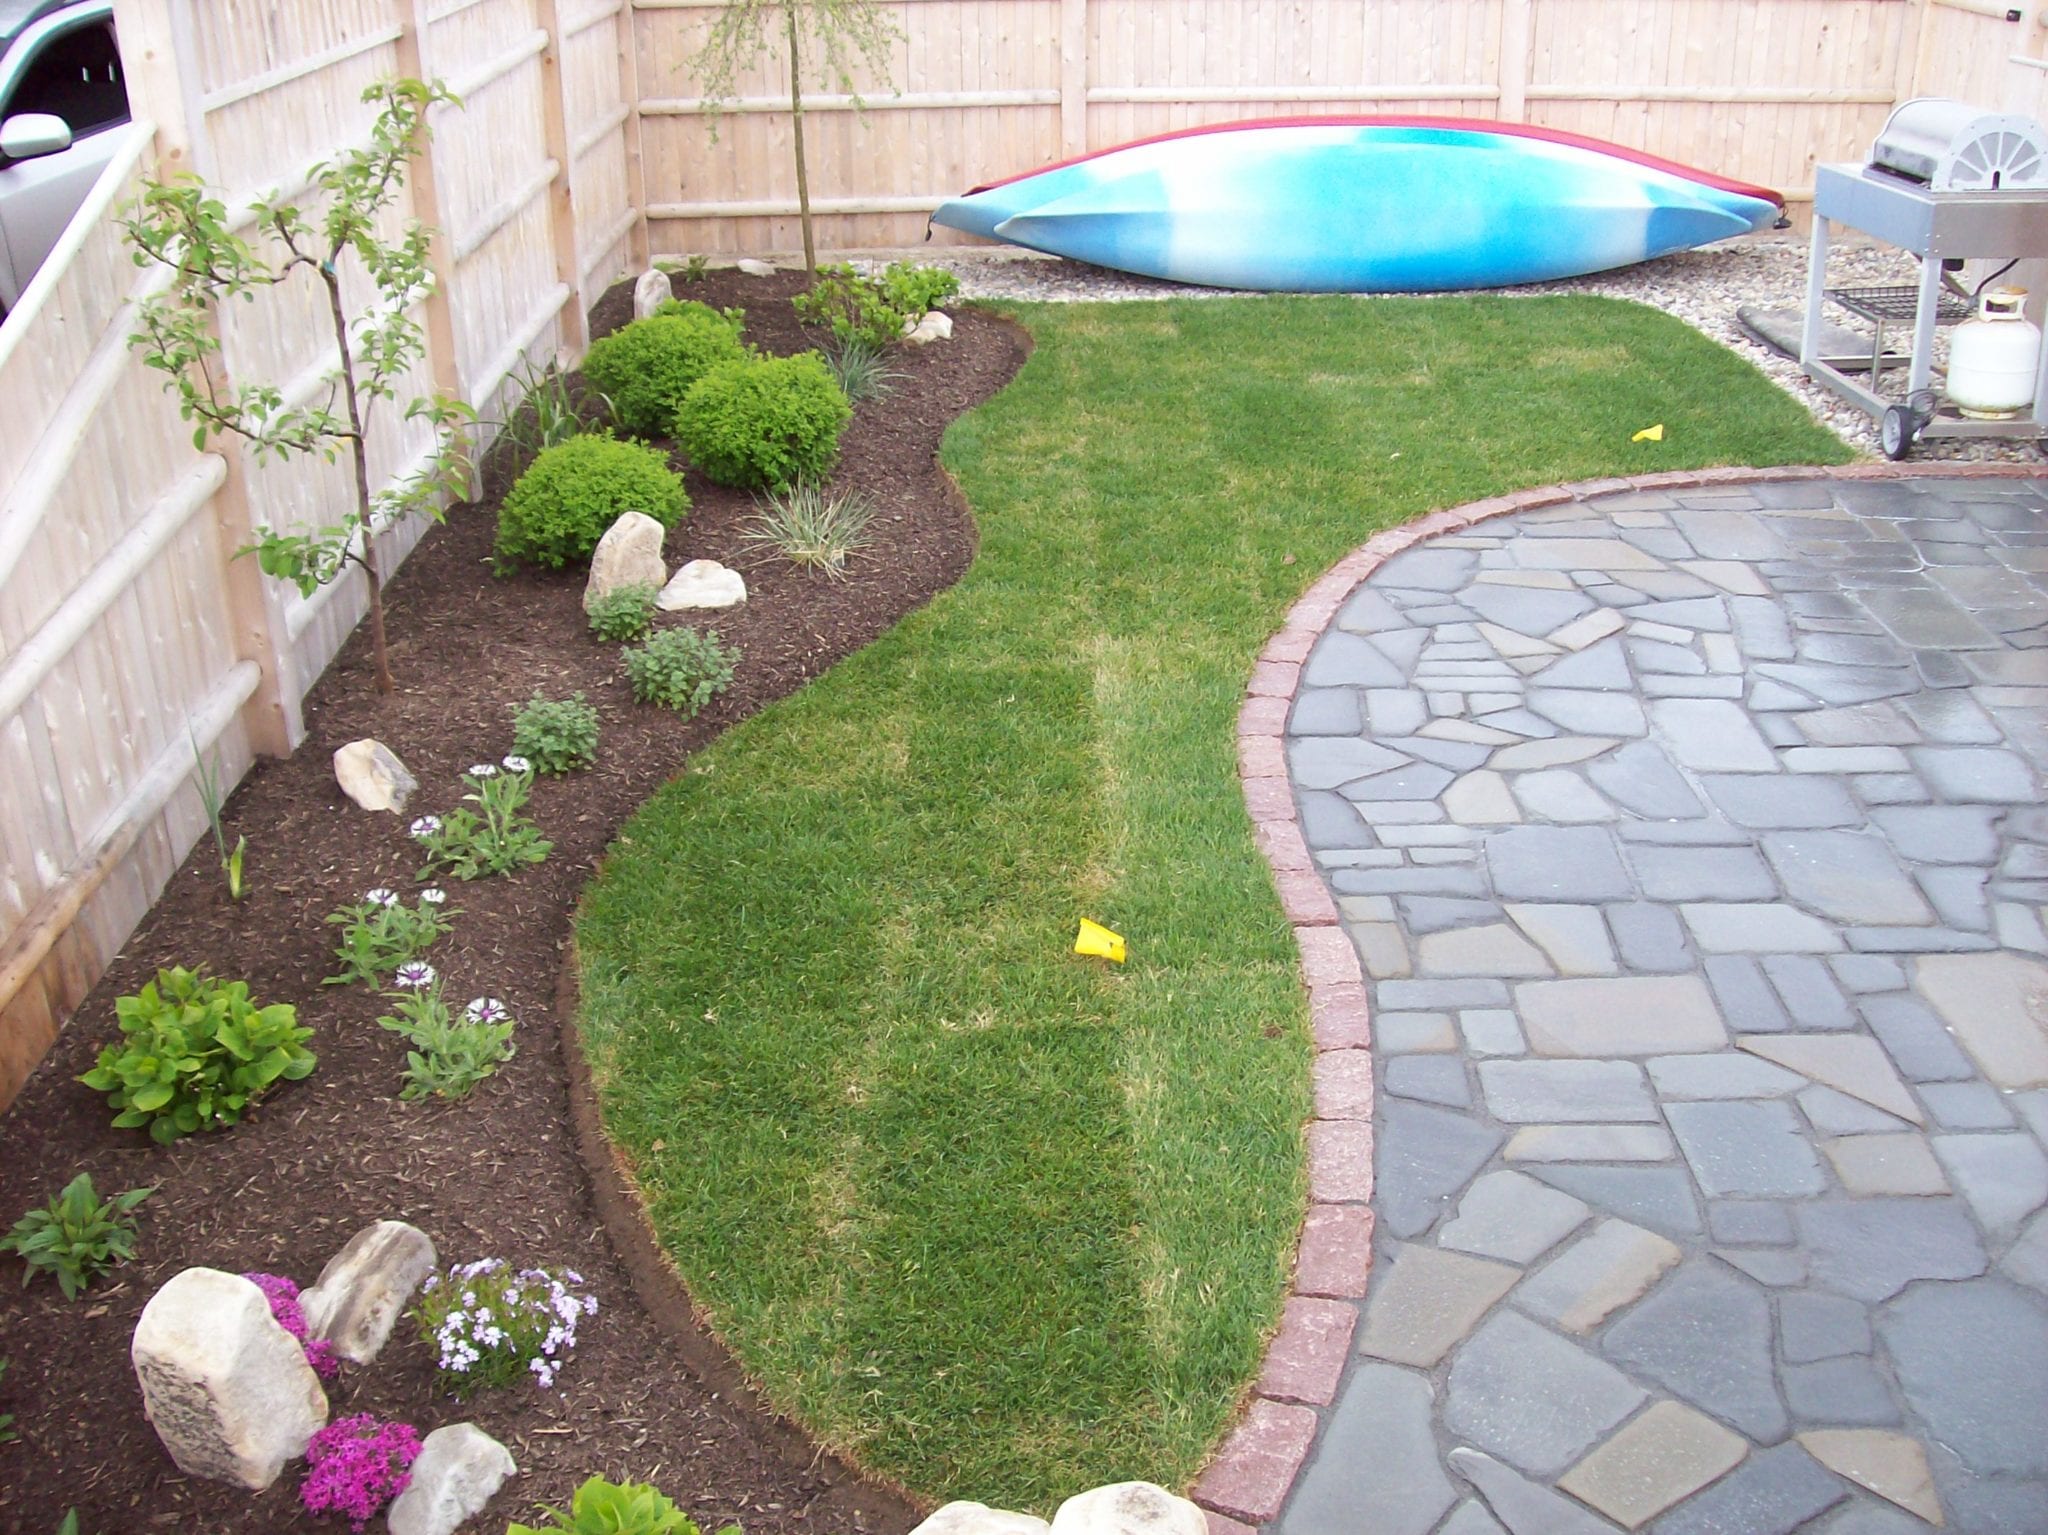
930 117 1784 292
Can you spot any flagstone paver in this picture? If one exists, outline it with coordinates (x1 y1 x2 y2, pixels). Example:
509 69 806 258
1239 472 2048 1535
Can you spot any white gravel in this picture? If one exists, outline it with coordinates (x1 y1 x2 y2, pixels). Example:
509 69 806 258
826 237 2044 465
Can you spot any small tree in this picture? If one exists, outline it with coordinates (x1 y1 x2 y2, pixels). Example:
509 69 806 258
125 78 470 695
692 0 901 275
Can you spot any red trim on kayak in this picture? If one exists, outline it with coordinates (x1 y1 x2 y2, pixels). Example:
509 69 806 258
963 115 1785 209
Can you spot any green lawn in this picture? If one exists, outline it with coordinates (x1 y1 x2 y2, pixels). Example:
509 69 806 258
573 293 1852 1510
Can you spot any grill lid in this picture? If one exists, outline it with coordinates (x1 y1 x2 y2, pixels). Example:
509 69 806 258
1871 98 2048 192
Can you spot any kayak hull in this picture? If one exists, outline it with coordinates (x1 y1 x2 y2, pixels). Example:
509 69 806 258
930 118 1783 293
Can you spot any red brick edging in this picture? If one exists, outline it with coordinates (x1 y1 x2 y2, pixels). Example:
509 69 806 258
1190 460 2042 1533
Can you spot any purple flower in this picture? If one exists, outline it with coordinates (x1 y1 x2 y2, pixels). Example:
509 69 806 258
300 1413 421 1530
394 961 436 989
364 887 399 907
244 1272 343 1381
409 815 442 839
464 997 510 1024
500 754 531 774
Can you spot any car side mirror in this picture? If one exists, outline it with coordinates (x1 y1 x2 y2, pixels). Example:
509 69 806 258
0 113 74 162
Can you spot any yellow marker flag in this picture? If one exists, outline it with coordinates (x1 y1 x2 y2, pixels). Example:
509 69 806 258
1074 918 1126 963
1632 423 1666 443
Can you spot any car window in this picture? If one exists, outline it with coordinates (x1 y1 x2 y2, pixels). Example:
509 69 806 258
3 21 126 137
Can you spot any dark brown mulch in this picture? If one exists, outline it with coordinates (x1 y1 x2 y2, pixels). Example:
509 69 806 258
0 270 1027 1535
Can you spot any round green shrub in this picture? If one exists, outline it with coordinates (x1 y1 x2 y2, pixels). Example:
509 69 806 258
674 352 852 491
495 434 687 570
582 303 749 437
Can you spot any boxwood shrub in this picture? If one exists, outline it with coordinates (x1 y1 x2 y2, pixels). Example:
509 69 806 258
674 352 852 491
495 434 687 570
583 302 750 437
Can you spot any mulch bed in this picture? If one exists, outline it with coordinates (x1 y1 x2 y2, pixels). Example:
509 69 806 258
0 269 1026 1535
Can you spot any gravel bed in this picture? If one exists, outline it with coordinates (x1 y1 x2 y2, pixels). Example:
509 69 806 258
820 237 2044 465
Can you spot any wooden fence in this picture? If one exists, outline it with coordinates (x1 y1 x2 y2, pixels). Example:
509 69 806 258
638 0 2038 254
0 0 646 1106
0 0 2034 1107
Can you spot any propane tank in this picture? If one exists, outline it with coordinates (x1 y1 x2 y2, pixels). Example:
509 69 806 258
1947 287 2042 418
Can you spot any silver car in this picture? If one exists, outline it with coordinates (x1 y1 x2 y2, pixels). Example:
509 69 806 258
0 0 126 314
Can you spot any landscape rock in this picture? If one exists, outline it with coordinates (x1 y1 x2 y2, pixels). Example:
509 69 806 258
658 559 748 611
584 512 670 610
1049 1483 1206 1535
904 310 954 345
910 1502 1053 1535
632 268 671 320
737 258 777 277
385 1422 516 1535
333 739 417 814
301 1220 437 1365
131 1267 328 1490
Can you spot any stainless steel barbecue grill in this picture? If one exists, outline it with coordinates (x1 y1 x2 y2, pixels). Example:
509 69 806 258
1801 98 2048 457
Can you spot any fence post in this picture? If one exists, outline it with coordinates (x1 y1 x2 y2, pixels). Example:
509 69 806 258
1060 0 1089 157
534 0 591 355
1499 0 1531 124
396 0 471 410
622 0 652 270
113 0 304 755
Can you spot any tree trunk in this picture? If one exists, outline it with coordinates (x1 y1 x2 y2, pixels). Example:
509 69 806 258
787 4 815 275
323 260 394 694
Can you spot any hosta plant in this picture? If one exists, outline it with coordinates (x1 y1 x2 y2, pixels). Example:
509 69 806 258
79 969 315 1143
509 1475 739 1535
0 1174 152 1300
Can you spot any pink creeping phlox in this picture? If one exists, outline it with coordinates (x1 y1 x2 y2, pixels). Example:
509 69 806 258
244 1271 341 1379
300 1413 421 1530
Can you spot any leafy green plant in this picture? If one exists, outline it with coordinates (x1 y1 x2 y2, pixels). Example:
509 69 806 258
190 734 247 902
511 692 600 774
622 628 738 716
125 79 471 695
377 985 516 1101
586 585 658 644
674 352 850 491
792 263 905 352
743 480 875 577
880 259 959 321
410 759 553 880
509 1475 739 1535
0 1175 153 1300
324 887 455 987
80 969 314 1143
495 433 688 571
822 334 903 404
583 304 750 437
676 253 711 283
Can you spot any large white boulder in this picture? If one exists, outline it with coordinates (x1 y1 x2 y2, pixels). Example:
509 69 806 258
633 268 671 321
736 258 778 277
904 310 954 345
333 739 417 814
301 1220 437 1365
1050 1484 1207 1535
657 559 748 612
386 1422 517 1535
584 512 671 611
131 1268 328 1490
912 1503 1053 1535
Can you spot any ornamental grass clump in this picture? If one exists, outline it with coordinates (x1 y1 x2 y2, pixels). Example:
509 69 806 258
300 1413 421 1530
245 1272 341 1379
743 480 875 577
582 302 750 437
674 352 850 491
1 1174 151 1300
410 758 552 880
494 433 687 571
80 968 315 1143
324 886 454 987
622 628 738 716
414 1258 596 1396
